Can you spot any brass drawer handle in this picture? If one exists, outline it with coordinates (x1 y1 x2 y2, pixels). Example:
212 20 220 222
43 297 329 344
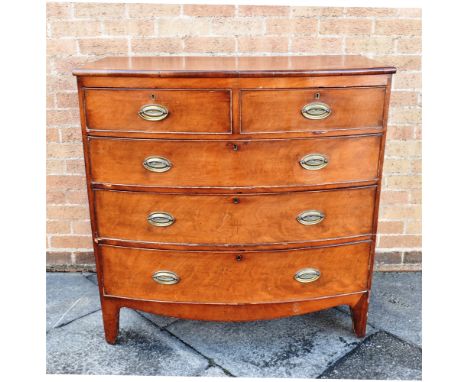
294 268 321 283
297 210 325 225
299 153 328 170
138 104 169 121
301 102 331 120
147 212 175 227
152 270 179 285
143 156 172 173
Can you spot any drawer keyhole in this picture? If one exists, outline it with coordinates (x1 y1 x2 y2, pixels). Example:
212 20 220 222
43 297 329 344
233 197 240 204
236 255 243 261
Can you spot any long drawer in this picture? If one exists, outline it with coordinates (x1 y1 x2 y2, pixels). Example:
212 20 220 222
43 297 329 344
84 88 232 134
100 242 371 304
94 187 376 246
241 87 386 134
89 135 381 188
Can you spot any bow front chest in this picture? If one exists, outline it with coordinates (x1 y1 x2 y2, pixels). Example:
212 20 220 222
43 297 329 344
73 56 396 344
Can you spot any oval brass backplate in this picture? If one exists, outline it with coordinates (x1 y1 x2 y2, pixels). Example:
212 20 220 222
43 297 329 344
143 156 172 173
301 102 331 120
294 268 321 283
152 270 179 285
297 210 325 225
147 212 175 227
299 153 329 171
138 104 169 121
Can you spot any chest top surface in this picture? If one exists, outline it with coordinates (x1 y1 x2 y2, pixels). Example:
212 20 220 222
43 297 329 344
73 55 396 78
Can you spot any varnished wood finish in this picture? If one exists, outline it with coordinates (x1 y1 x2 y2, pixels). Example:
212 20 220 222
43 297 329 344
73 55 395 342
73 55 396 77
89 135 381 189
101 242 370 304
241 87 385 134
85 88 231 134
94 187 376 246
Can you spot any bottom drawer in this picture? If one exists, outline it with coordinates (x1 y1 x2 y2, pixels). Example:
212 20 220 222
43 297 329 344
101 242 371 304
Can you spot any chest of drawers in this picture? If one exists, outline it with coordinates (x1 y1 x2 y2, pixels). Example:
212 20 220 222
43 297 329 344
73 56 395 344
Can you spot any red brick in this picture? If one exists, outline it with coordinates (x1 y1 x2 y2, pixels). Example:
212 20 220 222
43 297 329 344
50 21 101 37
46 3 72 19
72 220 92 235
377 221 405 234
102 20 155 37
378 55 421 71
397 38 422 54
346 7 398 17
375 19 421 36
380 191 409 205
47 220 71 234
47 128 59 143
239 5 289 17
47 39 77 56
74 252 96 265
393 72 421 90
291 7 343 17
131 38 182 54
47 191 67 205
74 3 125 19
320 19 372 35
238 37 288 53
211 18 264 36
60 128 82 143
157 18 210 37
390 91 419 107
127 4 181 18
266 18 318 36
56 92 79 109
184 37 235 53
78 38 128 55
66 160 86 175
47 160 66 175
183 4 235 17
47 205 90 220
66 191 89 205
292 37 343 54
398 8 422 18
379 235 421 248
386 126 414 140
345 37 395 54
47 143 83 159
381 205 421 220
47 175 86 191
46 109 80 126
50 235 93 249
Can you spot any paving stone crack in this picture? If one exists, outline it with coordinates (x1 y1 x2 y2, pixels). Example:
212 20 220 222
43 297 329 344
316 331 383 379
47 308 102 334
135 311 236 377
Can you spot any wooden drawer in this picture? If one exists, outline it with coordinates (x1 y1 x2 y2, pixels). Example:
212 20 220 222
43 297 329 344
101 242 370 304
94 187 376 246
84 89 232 134
241 87 385 134
89 135 381 189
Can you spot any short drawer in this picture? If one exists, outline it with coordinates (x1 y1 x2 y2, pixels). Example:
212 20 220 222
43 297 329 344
94 187 376 246
89 135 381 188
241 87 386 134
101 242 370 304
84 89 231 134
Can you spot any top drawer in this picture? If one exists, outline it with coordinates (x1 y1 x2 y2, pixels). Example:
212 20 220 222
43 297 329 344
84 89 232 134
240 87 386 134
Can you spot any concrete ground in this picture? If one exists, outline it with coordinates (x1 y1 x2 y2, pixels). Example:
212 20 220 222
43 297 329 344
46 272 421 379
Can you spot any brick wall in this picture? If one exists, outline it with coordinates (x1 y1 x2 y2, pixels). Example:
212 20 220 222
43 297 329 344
46 3 422 271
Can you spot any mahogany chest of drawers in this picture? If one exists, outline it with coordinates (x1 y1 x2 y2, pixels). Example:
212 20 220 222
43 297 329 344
73 56 396 344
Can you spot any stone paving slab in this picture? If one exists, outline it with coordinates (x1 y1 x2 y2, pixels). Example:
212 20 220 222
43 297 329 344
46 273 101 332
337 272 422 346
165 308 376 378
46 308 209 376
319 331 422 380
